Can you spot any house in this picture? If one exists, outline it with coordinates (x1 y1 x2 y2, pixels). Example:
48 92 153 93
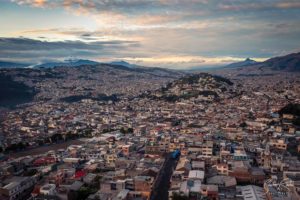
216 163 229 175
207 175 237 188
134 176 153 199
188 170 205 181
269 139 287 150
239 185 266 200
191 161 205 170
201 141 213 157
67 181 84 200
229 161 252 183
200 184 218 200
178 180 202 197
0 176 36 200
40 184 56 196
83 173 97 186
122 144 133 156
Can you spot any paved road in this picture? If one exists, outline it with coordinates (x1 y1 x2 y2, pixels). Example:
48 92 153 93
150 153 179 200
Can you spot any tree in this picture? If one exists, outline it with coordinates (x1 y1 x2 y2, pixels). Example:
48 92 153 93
120 127 126 134
4 142 26 152
24 169 37 176
77 187 97 200
51 133 63 143
239 122 247 128
293 117 300 126
37 139 44 146
94 175 102 186
16 142 25 149
172 193 189 200
120 127 134 134
127 128 134 133
83 129 93 137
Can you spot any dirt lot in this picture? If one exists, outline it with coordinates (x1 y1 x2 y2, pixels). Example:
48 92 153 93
8 139 84 158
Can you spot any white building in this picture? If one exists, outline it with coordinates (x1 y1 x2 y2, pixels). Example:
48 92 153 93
188 170 205 181
40 184 56 196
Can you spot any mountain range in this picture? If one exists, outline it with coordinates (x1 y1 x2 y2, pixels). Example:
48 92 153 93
109 60 138 68
225 52 300 71
0 51 299 72
0 61 31 68
190 52 300 72
33 59 99 68
0 59 143 70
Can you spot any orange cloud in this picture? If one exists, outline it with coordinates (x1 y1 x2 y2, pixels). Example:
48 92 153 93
276 2 300 9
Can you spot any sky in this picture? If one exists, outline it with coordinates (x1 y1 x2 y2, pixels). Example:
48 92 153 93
1 0 300 69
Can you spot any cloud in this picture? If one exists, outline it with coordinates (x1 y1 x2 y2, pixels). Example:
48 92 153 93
218 0 300 11
12 1 300 13
276 1 300 9
12 0 50 8
0 37 139 62
10 0 300 31
6 0 300 68
0 37 260 68
0 37 138 50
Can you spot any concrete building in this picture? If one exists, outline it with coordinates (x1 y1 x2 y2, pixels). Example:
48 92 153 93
40 184 56 196
0 176 35 200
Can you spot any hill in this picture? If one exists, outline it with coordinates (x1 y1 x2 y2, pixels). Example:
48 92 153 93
0 74 36 108
278 103 300 126
194 52 300 73
141 73 236 102
278 103 300 116
34 59 99 68
109 60 138 68
188 58 258 72
261 52 300 71
0 63 185 108
0 61 30 68
225 52 300 72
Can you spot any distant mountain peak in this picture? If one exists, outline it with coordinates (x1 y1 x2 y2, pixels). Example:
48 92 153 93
109 60 137 68
225 58 258 68
34 59 99 68
115 60 128 64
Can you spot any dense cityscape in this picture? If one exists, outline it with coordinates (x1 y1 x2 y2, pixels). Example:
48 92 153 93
0 59 300 200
